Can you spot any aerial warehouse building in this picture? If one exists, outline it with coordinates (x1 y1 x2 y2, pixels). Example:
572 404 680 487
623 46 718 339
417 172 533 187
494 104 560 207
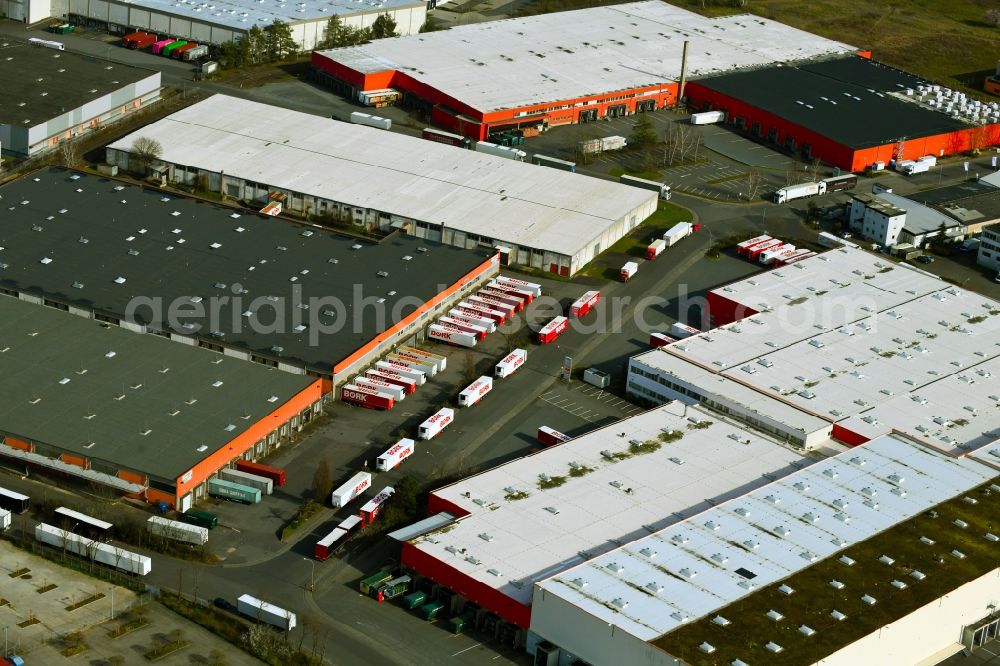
107 95 655 277
312 1 855 141
0 168 497 389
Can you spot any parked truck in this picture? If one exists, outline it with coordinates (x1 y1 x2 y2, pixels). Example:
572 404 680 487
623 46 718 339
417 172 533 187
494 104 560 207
350 112 391 130
475 141 527 161
670 322 700 339
899 160 930 175
663 222 693 247
146 516 208 546
495 276 542 297
428 323 478 348
235 461 286 487
458 376 493 407
182 44 209 61
418 408 454 439
579 136 628 154
359 487 394 526
620 261 638 282
773 181 827 204
422 127 471 148
536 316 569 344
532 154 577 172
570 290 600 317
218 467 274 495
237 595 296 631
366 368 417 395
646 239 667 259
376 438 416 471
331 472 371 508
537 426 571 447
341 383 395 410
207 478 261 504
690 110 726 125
495 349 527 378
619 174 671 200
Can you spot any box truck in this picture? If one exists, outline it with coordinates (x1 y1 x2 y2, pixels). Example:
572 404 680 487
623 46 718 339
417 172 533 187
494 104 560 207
428 324 478 348
495 276 542 297
537 426 571 447
475 141 527 161
646 239 667 259
359 487 394 526
900 160 930 175
670 322 700 339
458 376 493 407
350 112 391 130
663 222 693 246
353 376 406 402
773 181 826 203
218 467 274 495
495 349 527 378
366 369 417 394
759 243 797 265
331 472 371 508
620 174 671 200
237 595 296 631
418 408 455 439
341 384 395 410
376 439 415 471
147 516 208 546
620 261 638 282
570 290 601 317
537 316 569 344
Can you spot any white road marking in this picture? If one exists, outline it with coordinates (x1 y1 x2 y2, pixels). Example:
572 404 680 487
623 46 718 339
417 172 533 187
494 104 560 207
452 643 483 657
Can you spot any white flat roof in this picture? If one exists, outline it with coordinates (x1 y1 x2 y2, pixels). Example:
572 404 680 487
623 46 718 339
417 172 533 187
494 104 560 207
632 247 1000 449
410 403 808 605
107 95 653 258
317 1 855 113
533 433 998 641
112 0 420 31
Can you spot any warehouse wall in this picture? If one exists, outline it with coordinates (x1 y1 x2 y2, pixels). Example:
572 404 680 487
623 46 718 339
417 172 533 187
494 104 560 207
705 291 759 327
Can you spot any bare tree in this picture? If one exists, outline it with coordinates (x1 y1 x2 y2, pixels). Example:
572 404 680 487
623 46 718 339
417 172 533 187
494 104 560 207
809 158 823 182
130 136 163 175
59 140 79 168
744 169 764 201
312 456 332 502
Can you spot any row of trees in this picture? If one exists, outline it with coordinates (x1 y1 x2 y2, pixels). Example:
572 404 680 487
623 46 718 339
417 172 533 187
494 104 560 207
317 14 398 49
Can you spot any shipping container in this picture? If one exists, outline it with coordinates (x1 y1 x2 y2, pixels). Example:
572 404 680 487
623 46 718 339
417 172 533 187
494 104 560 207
537 316 569 344
649 332 675 347
375 575 411 601
331 472 372 508
620 261 638 282
359 486 394 526
486 280 534 305
670 322 701 339
467 295 515 319
341 384 395 410
620 174 671 200
646 239 667 259
360 570 393 595
495 276 542 298
0 486 29 514
357 88 401 107
54 507 113 541
427 324 477 348
146 516 208 546
759 243 797 265
170 42 198 59
736 235 774 255
403 590 427 610
237 594 296 631
457 301 506 324
474 141 526 161
366 369 417 394
0 508 9 531
150 38 175 55
822 174 858 192
235 461 286 487
208 478 261 504
161 40 187 57
398 346 447 372
532 154 577 172
354 376 407 402
422 127 471 149
314 527 347 560
458 376 493 407
130 33 158 50
448 309 496 333
35 523 151 575
690 110 726 125
376 360 427 385
663 222 693 246
437 316 487 340
179 510 217 529
746 238 784 261
495 348 528 378
376 438 416 471
218 467 274 495
418 408 455 440
477 287 524 312
183 44 209 60
387 353 438 376
773 181 826 204
537 426 571 447
350 112 391 130
570 290 601 317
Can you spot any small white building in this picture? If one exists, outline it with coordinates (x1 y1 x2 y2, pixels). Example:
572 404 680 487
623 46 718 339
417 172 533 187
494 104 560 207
848 190 964 248
977 225 1000 273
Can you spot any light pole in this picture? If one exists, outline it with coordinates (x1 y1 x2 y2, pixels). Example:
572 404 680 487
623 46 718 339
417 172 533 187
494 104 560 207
302 558 315 592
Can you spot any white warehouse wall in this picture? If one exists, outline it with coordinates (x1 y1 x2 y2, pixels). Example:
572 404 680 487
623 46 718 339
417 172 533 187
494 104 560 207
817 567 1000 666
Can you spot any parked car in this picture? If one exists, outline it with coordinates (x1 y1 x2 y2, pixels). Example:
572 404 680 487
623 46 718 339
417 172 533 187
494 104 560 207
213 598 234 612
917 255 935 264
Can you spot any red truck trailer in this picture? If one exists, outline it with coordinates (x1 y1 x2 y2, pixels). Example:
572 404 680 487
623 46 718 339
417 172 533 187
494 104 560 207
235 460 287 487
457 301 506 324
746 238 783 261
341 384 394 410
538 426 571 447
468 295 515 320
649 332 675 347
570 290 601 317
537 316 569 344
736 235 773 256
486 280 535 305
366 369 417 394
171 42 198 59
359 487 394 527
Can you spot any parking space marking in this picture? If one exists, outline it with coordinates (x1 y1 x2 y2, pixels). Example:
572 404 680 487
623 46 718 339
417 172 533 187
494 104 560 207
452 643 483 657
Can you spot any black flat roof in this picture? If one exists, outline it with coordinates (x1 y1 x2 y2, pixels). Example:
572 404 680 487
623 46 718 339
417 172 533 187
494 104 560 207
695 57 969 149
0 40 157 126
0 168 491 374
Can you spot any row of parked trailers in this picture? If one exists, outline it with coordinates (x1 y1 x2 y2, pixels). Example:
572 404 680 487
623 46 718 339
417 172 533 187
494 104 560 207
341 346 447 411
735 235 816 265
121 31 208 61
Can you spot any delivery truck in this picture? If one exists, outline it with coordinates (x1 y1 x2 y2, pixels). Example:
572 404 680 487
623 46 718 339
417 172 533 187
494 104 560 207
146 516 208 546
418 408 455 439
376 360 427 384
759 243 796 265
537 426 571 447
620 261 638 282
899 160 930 175
331 472 372 508
495 276 542 297
570 290 601 317
670 322 701 339
218 467 274 495
663 222 693 247
619 174 671 200
341 383 395 410
428 323 477 348
458 376 493 407
537 316 569 344
773 181 826 204
475 141 527 161
235 461 286 487
495 349 527 378
359 487 394 526
366 369 417 394
646 239 667 259
690 110 726 125
376 439 415 471
350 112 391 130
237 595 296 631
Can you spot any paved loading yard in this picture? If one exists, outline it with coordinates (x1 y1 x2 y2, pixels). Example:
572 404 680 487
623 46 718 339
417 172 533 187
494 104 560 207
0 541 261 665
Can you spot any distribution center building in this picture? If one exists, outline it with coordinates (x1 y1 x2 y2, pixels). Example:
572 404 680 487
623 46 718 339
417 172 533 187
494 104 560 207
106 95 655 276
0 294 322 510
0 39 161 157
0 168 497 388
627 245 1000 450
312 1 855 140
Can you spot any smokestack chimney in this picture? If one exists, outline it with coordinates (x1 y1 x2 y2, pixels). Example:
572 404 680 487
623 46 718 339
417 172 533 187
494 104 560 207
677 40 689 110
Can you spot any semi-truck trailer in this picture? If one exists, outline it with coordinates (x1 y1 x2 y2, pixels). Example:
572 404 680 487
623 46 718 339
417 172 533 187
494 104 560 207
773 181 827 204
619 174 671 200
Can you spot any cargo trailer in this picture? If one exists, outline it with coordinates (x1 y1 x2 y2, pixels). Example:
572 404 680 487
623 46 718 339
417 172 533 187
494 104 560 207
900 161 930 175
366 369 417 394
822 174 858 192
620 261 638 282
0 508 9 531
182 44 209 60
646 239 667 259
387 352 438 376
360 570 393 595
418 408 454 439
375 575 411 601
773 181 826 204
54 507 113 541
170 42 198 59
486 280 534 305
331 472 372 508
208 478 261 504
532 154 577 172
376 438 415 471
538 426 571 447
649 332 675 347
458 376 493 407
418 601 446 621
783 251 816 265
35 524 151 575
237 594 296 631
600 136 627 151
218 467 274 495
474 141 526 161
759 243 796 265
663 222 693 246
477 287 524 312
398 346 447 372
341 384 395 410
437 316 487 340
0 486 29 514
338 515 362 533
736 235 773 255
428 324 477 348
619 174 671 200
495 349 527 378
179 510 217 529
457 301 506 324
422 127 471 148
746 238 784 261
448 309 496 333
121 30 146 45
354 376 407 402
161 40 187 57
495 276 542 297
147 516 208 545
918 155 937 167
570 290 600 317
670 322 700 339
150 38 175 54
376 360 427 385
537 316 568 344
130 33 157 49
467 295 515 319
774 249 812 266
314 527 347 560
359 487 394 526
235 461 286 487
357 88 401 107
690 110 726 125
350 112 391 130
403 590 427 609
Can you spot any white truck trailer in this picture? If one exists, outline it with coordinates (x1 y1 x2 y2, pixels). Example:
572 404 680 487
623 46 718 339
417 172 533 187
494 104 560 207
331 472 372 508
663 222 693 247
690 110 726 125
237 594 297 631
619 174 671 200
147 516 209 546
475 141 527 161
773 181 827 204
349 112 391 130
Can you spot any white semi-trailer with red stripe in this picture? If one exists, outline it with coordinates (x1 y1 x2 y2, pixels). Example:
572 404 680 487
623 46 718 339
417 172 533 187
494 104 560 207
478 287 524 312
354 376 406 402
736 235 773 256
387 353 438 377
438 316 487 340
495 276 542 297
538 426 572 447
468 295 515 319
365 369 417 394
376 439 415 471
495 348 528 378
649 332 675 347
747 238 783 261
759 243 796 265
359 487 394 526
418 408 455 440
341 384 394 410
537 316 569 344
330 471 371 508
376 360 427 385
399 347 447 372
428 324 477 348
448 309 497 333
458 300 507 324
458 376 493 407
486 280 534 305
570 290 601 317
